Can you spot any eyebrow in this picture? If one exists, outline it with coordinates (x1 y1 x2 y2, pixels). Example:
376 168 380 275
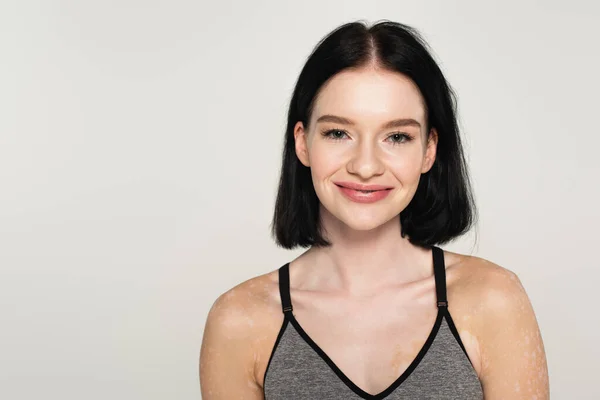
315 114 422 129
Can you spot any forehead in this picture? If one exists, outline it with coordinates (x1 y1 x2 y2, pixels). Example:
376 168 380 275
311 67 426 126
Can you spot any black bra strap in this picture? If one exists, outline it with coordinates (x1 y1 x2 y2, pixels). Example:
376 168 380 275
431 246 448 308
278 263 293 313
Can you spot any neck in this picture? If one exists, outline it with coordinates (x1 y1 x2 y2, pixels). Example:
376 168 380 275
303 208 432 296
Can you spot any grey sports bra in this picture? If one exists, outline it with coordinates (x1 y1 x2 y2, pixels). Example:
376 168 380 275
263 246 484 399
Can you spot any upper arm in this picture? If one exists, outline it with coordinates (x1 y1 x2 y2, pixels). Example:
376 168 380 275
476 265 549 399
199 290 264 400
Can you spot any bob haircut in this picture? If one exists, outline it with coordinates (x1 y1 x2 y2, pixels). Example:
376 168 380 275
271 20 477 249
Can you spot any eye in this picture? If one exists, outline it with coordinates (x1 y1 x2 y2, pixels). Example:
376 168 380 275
321 129 349 140
387 133 413 145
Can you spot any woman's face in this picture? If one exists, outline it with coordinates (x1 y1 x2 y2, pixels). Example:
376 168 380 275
294 67 438 232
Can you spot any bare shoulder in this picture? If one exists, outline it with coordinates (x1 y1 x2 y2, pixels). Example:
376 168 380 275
201 268 282 355
205 269 281 329
446 252 529 319
445 252 549 399
199 268 285 398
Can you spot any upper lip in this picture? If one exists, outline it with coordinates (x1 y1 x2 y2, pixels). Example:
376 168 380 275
334 181 394 191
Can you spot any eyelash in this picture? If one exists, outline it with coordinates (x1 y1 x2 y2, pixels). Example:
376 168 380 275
320 129 414 145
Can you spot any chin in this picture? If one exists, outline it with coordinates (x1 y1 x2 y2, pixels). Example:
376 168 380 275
337 211 398 232
318 196 404 231
344 220 385 232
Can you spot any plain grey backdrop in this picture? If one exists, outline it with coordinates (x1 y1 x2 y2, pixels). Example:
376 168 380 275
2 1 599 399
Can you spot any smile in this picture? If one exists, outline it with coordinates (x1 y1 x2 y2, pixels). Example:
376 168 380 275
334 184 393 204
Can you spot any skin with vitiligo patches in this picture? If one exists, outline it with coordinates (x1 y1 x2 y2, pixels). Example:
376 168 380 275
389 338 423 376
200 250 549 399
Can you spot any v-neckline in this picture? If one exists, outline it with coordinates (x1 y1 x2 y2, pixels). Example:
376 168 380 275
274 246 450 399
285 308 446 400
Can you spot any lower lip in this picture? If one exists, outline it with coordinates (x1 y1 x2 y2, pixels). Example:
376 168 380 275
336 185 392 203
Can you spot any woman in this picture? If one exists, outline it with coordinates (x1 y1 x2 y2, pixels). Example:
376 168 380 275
200 20 549 399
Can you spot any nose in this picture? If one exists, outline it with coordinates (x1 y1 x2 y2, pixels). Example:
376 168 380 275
346 140 385 179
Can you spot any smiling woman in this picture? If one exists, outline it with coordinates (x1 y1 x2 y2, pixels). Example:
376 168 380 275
199 20 549 400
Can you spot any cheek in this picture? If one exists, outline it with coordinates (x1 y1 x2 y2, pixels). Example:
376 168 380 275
309 145 345 177
385 150 425 178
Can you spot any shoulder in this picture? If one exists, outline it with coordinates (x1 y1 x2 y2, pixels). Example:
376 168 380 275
200 268 284 392
445 252 548 398
447 253 529 319
202 268 282 345
449 253 540 340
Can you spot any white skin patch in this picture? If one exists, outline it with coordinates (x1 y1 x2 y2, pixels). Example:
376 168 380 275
201 235 548 398
472 266 549 399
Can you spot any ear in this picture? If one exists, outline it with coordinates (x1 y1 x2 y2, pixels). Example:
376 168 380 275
421 128 438 173
294 121 310 167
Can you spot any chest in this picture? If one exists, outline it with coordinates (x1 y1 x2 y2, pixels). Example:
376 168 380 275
319 319 437 390
262 311 483 399
259 291 447 395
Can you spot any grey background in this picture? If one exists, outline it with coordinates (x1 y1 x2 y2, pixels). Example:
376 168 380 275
1 1 598 399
